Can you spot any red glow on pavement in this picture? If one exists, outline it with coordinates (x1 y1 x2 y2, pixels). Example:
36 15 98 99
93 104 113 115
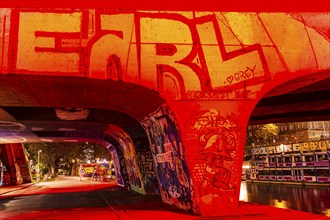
0 184 116 198
1 176 329 220
0 180 117 199
3 208 198 220
2 202 330 220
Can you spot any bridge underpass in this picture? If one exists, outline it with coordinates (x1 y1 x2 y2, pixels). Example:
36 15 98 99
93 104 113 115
1 70 329 217
1 70 329 142
249 70 330 124
0 4 329 218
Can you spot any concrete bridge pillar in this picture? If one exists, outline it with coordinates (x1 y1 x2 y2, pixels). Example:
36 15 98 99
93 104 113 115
0 143 31 185
170 100 253 216
140 99 254 216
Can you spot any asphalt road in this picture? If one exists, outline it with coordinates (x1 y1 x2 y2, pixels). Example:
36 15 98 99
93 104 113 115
0 176 197 220
0 176 329 220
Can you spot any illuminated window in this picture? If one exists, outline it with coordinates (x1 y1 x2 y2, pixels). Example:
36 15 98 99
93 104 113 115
316 169 329 177
303 169 315 176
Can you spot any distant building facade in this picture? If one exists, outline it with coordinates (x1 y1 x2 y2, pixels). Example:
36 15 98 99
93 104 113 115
244 121 330 184
245 121 330 158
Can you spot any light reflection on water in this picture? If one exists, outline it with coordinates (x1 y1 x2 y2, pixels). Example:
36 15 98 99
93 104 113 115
239 181 330 217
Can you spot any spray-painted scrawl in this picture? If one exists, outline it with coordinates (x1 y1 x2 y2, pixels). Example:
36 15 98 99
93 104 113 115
192 109 240 207
142 105 196 213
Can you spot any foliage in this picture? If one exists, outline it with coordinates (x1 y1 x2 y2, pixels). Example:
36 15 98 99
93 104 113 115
24 142 111 176
255 123 279 144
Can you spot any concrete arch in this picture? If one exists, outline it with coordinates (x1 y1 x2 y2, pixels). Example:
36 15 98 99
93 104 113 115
166 70 329 216
249 70 330 125
0 74 198 213
28 131 130 188
0 7 329 218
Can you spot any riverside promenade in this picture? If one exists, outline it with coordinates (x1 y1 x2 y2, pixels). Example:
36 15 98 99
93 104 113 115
1 176 329 220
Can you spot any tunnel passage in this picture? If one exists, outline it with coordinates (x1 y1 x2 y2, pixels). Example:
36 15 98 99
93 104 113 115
1 8 329 217
0 74 198 214
249 70 330 125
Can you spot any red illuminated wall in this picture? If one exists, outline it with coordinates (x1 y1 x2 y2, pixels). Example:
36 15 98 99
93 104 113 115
0 2 329 217
0 144 31 185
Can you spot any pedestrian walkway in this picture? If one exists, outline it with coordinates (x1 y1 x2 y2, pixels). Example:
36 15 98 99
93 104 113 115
0 175 116 198
0 182 34 196
0 176 329 220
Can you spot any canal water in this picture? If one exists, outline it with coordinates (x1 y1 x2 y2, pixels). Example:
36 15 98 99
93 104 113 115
239 182 330 217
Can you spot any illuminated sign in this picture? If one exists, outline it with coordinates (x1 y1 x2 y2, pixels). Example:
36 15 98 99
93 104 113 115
251 140 330 155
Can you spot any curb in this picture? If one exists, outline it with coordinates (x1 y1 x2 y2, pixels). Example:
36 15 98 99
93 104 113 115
0 183 34 196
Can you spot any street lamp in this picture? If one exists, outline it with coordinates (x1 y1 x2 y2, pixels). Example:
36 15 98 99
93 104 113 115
37 150 42 182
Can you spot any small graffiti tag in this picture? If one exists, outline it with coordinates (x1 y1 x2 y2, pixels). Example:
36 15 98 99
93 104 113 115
225 65 256 84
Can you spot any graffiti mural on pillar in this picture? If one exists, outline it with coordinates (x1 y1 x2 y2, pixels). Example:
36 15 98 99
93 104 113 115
107 126 143 193
142 105 196 213
0 143 31 184
107 144 125 186
125 157 142 189
138 151 159 195
122 151 143 192
0 144 12 185
191 109 240 209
